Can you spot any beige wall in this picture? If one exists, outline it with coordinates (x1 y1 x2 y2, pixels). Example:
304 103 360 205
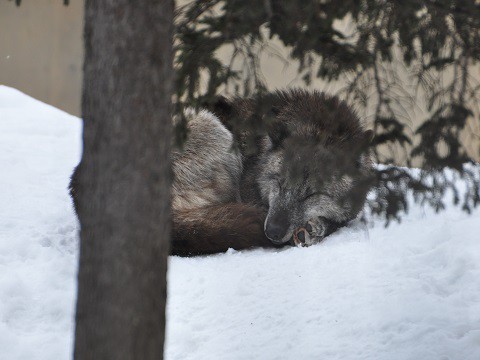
0 0 84 116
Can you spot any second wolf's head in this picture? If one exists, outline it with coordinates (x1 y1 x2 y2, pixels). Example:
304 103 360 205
212 89 374 246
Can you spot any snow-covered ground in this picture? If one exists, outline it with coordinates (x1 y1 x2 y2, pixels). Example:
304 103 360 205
1 85 479 360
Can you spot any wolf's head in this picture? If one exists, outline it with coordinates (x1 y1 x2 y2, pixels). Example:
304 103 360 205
211 89 374 245
257 135 373 245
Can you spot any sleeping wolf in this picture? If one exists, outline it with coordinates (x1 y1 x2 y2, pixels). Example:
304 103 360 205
170 89 373 255
70 89 373 256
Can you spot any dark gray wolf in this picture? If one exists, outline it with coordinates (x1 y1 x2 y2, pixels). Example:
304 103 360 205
70 89 373 256
171 89 373 255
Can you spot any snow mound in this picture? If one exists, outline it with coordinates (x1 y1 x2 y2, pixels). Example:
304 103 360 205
1 85 479 360
0 86 81 359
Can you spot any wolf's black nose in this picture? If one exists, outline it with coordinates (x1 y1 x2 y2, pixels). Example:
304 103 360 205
265 223 286 241
265 211 289 243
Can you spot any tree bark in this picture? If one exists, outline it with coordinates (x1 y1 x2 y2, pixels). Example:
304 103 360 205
74 1 173 359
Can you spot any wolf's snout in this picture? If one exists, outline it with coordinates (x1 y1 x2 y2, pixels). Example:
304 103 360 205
265 211 290 243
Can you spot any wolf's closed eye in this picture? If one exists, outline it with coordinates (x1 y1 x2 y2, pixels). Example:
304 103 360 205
302 191 329 201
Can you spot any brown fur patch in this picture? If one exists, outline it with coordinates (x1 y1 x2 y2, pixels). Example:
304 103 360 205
171 203 282 256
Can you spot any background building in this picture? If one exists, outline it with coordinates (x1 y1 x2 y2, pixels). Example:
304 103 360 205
0 0 84 116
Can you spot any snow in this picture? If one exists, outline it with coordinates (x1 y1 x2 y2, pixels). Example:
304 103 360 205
0 86 80 359
1 85 479 360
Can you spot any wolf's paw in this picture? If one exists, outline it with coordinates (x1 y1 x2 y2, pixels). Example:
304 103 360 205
293 217 327 247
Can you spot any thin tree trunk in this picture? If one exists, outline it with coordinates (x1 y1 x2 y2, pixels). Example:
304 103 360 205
74 1 173 359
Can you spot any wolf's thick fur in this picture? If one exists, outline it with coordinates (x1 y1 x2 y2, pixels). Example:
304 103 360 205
70 89 373 256
171 89 373 255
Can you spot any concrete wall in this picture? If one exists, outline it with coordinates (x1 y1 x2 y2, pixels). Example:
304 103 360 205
0 0 84 116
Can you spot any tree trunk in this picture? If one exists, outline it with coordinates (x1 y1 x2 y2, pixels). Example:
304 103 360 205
74 1 173 359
